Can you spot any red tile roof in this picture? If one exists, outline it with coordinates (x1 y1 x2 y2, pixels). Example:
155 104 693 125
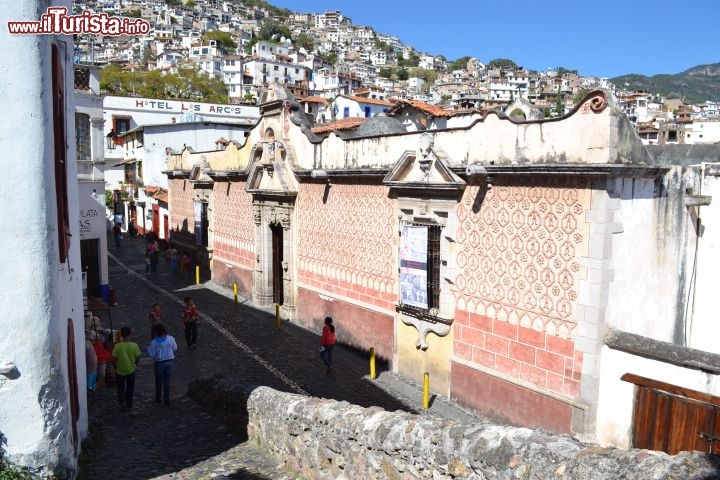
311 117 367 134
299 96 329 104
388 99 456 118
338 94 394 107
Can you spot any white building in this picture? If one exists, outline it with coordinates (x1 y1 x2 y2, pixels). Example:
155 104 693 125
0 0 87 476
75 65 111 302
332 94 394 119
684 118 720 144
103 95 260 231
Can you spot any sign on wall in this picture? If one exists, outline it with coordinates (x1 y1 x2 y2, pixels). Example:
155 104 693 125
79 191 106 240
400 225 428 309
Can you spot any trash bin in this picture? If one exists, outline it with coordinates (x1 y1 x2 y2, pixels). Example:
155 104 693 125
109 288 117 306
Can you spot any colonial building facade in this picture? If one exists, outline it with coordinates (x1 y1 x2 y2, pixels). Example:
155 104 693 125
166 85 720 453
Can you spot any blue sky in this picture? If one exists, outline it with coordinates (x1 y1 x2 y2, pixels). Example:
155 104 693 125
271 0 718 78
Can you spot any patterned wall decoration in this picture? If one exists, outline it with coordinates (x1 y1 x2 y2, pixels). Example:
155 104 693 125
455 177 590 339
212 182 255 268
169 178 196 238
296 181 397 304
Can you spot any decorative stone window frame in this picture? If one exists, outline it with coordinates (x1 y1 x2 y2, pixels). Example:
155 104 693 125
383 133 465 350
396 199 457 349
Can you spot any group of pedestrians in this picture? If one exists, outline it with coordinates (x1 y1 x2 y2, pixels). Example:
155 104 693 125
96 296 202 412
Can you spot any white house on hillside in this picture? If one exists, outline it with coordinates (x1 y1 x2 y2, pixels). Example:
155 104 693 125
332 94 394 119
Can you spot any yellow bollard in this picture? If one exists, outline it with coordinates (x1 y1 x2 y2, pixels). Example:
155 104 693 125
369 347 376 380
233 283 238 304
423 372 430 409
275 303 280 329
195 265 200 285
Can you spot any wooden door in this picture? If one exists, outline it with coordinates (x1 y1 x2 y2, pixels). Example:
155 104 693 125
80 239 100 297
152 204 160 235
271 223 283 305
624 373 720 454
163 214 169 242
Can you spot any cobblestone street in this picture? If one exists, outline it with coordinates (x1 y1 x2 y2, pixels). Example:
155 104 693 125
80 233 479 479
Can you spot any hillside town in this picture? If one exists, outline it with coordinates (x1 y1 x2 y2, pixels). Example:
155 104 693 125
77 0 720 145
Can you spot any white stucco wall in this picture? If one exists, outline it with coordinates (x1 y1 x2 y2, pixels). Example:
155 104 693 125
139 124 252 189
78 182 110 290
284 97 640 171
604 176 685 341
687 167 720 352
0 1 86 476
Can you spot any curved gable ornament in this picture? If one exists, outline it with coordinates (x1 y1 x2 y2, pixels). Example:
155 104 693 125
245 138 298 197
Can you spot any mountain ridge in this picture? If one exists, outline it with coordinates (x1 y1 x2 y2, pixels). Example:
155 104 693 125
607 63 720 103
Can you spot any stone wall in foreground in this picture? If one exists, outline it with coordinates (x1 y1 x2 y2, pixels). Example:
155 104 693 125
190 377 720 480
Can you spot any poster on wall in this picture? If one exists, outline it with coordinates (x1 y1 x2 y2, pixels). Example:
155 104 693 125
194 201 203 246
399 225 428 309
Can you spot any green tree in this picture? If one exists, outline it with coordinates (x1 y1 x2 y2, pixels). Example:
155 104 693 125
397 67 409 81
409 68 437 84
448 56 471 72
99 65 228 103
204 30 237 53
573 88 592 105
324 52 338 65
556 66 578 76
488 58 518 70
126 9 142 18
258 19 291 41
186 0 196 7
379 67 392 79
294 33 314 52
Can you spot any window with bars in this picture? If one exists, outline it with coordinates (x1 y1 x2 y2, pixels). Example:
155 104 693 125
399 221 442 317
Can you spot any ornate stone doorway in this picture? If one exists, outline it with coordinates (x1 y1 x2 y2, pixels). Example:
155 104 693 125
270 221 284 305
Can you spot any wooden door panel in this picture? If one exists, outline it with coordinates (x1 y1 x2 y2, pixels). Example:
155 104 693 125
625 374 720 455
667 397 714 454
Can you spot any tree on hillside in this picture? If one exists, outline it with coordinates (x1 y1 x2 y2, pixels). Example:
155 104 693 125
556 66 578 76
488 58 518 70
397 67 409 81
99 65 228 103
448 56 471 72
378 67 392 79
294 33 314 52
258 19 292 42
409 68 437 84
204 30 237 53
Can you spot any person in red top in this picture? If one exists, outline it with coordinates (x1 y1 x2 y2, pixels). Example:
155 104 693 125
92 339 113 389
181 296 199 349
320 316 336 373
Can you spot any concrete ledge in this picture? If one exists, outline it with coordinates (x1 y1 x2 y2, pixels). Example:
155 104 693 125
604 329 720 374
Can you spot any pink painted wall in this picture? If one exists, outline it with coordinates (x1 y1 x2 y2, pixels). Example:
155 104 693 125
211 181 255 296
452 177 590 401
295 181 397 359
168 178 195 248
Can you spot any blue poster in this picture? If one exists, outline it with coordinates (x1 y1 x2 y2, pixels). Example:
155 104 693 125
399 225 428 309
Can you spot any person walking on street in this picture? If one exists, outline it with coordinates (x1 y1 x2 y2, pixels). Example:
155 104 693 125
112 326 141 411
181 296 199 349
147 323 177 406
320 316 336 373
146 237 159 274
113 222 122 248
148 302 162 339
85 339 97 394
